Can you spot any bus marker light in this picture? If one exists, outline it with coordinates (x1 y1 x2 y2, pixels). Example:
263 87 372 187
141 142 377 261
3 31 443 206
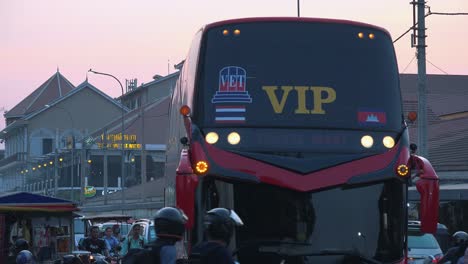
223 29 229 36
234 29 241 35
227 132 241 145
383 136 395 149
358 32 364 39
397 164 409 177
180 105 191 116
361 135 373 148
369 33 375 39
205 132 219 144
195 161 209 174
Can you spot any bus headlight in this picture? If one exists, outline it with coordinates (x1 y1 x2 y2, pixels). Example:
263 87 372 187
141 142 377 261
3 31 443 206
227 132 241 145
383 136 395 149
205 132 219 144
361 135 374 148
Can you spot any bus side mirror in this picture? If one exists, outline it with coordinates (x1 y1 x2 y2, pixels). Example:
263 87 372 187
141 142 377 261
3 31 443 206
412 155 439 233
176 149 199 230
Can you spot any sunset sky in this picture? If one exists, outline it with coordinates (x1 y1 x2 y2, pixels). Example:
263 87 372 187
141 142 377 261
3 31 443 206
1 0 468 134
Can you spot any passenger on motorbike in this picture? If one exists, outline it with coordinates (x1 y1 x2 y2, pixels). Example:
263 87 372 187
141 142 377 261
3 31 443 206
103 227 120 253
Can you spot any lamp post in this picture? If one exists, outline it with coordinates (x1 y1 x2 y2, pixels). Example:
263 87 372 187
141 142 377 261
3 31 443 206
45 104 75 200
88 69 126 204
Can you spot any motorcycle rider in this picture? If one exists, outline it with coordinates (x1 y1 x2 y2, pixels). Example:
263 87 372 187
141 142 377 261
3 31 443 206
13 239 35 264
438 231 468 263
81 226 109 259
132 207 188 264
190 208 244 264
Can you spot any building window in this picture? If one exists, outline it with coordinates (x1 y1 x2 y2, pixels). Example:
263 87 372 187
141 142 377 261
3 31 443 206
42 138 53 154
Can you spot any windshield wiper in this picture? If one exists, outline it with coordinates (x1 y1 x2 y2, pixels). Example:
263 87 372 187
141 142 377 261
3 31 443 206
258 246 382 264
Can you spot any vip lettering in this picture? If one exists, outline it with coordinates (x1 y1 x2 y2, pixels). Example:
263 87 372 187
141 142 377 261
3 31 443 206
262 86 336 114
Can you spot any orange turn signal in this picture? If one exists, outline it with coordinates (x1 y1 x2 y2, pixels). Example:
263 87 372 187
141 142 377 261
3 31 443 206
180 105 191 116
195 161 208 174
397 164 409 177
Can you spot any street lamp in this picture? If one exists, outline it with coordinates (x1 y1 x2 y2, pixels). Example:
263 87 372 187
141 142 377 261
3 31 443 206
88 69 126 204
45 104 75 200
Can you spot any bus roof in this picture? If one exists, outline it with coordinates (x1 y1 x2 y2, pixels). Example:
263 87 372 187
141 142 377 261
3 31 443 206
204 17 391 38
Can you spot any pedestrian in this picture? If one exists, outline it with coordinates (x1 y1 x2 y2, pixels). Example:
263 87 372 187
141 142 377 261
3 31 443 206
190 208 244 264
130 207 188 264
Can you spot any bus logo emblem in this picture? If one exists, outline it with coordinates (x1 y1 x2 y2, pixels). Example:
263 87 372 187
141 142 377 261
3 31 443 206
212 66 252 123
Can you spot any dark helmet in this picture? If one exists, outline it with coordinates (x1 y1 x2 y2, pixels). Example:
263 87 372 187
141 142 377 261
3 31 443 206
452 231 468 246
154 207 188 240
204 208 243 243
15 250 34 264
14 239 29 254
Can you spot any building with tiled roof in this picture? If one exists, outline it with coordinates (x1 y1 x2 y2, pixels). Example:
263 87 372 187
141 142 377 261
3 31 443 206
400 74 468 177
4 70 75 125
0 71 127 196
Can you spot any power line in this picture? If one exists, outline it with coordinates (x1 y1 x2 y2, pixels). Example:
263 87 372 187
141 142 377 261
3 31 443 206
402 55 417 73
426 58 449 75
393 7 468 43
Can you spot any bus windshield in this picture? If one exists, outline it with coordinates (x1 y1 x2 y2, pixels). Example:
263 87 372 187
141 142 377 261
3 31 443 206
231 179 405 263
198 21 402 131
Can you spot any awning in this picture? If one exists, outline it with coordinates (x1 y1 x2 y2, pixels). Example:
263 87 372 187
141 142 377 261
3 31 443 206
0 192 78 212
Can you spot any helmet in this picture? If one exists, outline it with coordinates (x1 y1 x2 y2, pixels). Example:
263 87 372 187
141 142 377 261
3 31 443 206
14 239 29 254
16 250 34 264
154 207 188 240
452 231 468 246
204 208 243 243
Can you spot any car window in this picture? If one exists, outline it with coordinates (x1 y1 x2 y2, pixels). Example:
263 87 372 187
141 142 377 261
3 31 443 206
74 218 85 234
408 231 440 249
149 225 156 242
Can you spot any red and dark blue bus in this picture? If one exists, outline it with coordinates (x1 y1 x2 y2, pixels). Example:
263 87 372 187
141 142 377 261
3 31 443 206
165 17 440 264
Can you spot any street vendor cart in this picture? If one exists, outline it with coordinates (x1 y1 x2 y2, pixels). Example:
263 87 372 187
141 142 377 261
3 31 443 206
0 192 78 263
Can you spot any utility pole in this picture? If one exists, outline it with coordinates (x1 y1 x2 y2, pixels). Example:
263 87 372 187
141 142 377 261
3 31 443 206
297 0 300 17
413 0 428 157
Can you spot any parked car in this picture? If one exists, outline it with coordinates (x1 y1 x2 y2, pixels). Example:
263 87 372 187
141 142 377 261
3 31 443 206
407 221 444 264
127 219 157 243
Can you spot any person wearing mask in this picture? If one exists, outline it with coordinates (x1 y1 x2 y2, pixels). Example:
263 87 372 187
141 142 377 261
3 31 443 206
103 227 120 253
121 224 147 257
191 208 244 264
81 226 109 257
132 207 188 264
438 231 468 263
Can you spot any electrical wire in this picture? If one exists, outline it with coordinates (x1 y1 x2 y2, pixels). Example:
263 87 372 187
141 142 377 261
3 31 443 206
402 55 417 73
394 6 468 43
426 59 449 75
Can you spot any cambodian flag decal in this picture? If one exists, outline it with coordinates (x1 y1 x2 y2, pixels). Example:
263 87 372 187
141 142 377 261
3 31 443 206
358 109 387 125
212 66 252 123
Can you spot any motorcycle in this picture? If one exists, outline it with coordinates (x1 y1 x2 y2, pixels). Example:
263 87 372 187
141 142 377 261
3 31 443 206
55 251 109 264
